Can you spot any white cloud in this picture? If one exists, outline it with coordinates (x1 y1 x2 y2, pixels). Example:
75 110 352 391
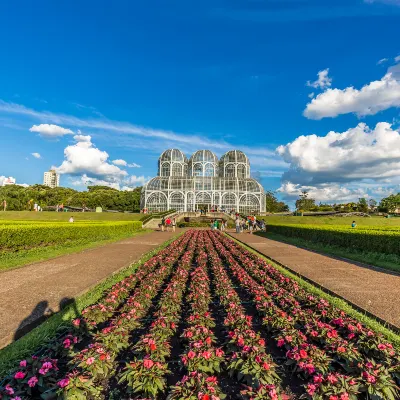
31 152 41 159
377 58 389 65
308 92 315 99
123 175 150 187
277 182 369 203
29 123 73 138
277 122 400 185
73 134 91 143
128 162 141 168
306 69 332 89
54 136 127 180
70 174 121 190
112 159 128 166
304 67 400 119
395 55 400 63
70 173 150 190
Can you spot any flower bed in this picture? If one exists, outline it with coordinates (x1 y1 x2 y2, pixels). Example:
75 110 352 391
1 230 399 400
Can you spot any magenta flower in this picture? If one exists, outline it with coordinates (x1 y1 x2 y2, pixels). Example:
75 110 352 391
4 384 14 395
28 376 38 387
14 371 26 379
19 360 27 367
57 378 70 388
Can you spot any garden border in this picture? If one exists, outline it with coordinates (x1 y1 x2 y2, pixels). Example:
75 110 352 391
226 232 400 346
0 231 184 378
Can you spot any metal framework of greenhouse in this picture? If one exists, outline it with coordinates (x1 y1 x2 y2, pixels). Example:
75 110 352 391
141 149 266 214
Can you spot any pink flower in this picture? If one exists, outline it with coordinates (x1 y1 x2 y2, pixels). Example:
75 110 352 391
340 393 349 400
14 371 26 379
72 319 81 326
187 350 196 359
377 343 386 350
202 351 212 360
28 376 38 387
63 338 72 348
86 357 95 365
215 348 224 357
19 360 27 367
57 378 70 388
4 384 14 395
307 384 317 396
277 339 285 347
143 359 154 369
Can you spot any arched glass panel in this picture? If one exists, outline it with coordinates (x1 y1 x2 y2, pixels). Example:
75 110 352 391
172 164 182 177
225 164 235 178
170 192 185 212
204 163 214 177
146 192 168 213
239 194 260 214
161 163 170 177
237 164 246 179
193 163 203 177
221 193 237 212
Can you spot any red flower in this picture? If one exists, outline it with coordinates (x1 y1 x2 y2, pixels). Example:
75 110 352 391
150 343 157 351
299 349 308 359
187 351 196 359
202 395 210 400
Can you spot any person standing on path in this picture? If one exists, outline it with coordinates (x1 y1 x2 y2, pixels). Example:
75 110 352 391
235 217 241 234
172 217 176 232
2 199 6 211
161 217 166 232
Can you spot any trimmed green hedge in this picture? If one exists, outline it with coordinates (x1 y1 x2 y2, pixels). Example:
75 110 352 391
267 224 400 256
0 221 143 252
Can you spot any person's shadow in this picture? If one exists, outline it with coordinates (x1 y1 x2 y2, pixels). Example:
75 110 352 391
14 300 54 341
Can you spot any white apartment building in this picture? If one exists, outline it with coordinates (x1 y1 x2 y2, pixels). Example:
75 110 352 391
43 170 60 188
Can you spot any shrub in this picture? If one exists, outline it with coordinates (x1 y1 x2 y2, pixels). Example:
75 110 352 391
267 224 400 256
0 221 143 252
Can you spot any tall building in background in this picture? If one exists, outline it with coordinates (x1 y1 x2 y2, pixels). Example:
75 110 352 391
43 169 60 188
2 177 16 186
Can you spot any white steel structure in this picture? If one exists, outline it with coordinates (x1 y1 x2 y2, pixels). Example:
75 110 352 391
141 149 265 214
43 170 60 188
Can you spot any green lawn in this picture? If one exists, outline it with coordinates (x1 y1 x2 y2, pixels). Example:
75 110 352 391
258 215 400 227
0 211 143 221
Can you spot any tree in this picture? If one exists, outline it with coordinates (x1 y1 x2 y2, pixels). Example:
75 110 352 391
368 198 377 211
295 190 315 211
357 198 368 213
265 191 289 213
379 193 400 213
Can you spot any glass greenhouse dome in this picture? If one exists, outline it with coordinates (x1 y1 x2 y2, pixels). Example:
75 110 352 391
141 149 265 214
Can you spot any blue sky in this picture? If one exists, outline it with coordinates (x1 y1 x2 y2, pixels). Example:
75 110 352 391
0 0 400 204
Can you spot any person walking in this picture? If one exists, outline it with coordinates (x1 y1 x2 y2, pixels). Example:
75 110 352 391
172 217 176 232
2 199 6 211
161 216 166 232
214 219 219 231
165 216 172 232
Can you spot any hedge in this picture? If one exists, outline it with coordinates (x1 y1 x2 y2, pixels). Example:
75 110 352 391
0 221 143 252
267 224 400 256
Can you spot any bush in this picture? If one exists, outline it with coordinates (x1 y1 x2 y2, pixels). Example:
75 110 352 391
267 224 400 256
0 221 143 252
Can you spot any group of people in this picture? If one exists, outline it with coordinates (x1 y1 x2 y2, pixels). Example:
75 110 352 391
210 219 227 231
160 216 177 232
235 215 266 234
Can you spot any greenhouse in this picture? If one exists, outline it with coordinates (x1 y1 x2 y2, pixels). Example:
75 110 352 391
141 149 266 214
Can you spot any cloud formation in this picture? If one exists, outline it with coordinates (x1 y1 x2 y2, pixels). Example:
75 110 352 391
29 123 73 138
304 66 400 119
277 122 400 185
306 68 332 89
31 152 41 159
54 136 127 180
112 159 142 168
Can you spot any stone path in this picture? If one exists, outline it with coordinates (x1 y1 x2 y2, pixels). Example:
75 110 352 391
229 232 400 330
0 229 178 348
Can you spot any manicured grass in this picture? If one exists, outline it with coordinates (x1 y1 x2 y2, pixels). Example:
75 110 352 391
257 232 400 273
0 211 143 221
0 232 184 378
228 233 400 347
0 228 150 273
259 215 400 227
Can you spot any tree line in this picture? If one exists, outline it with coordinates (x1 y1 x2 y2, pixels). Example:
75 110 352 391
0 185 142 212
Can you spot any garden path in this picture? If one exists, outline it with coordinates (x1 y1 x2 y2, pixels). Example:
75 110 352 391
229 232 400 330
0 229 178 349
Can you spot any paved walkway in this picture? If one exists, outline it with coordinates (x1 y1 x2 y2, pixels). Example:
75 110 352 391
0 229 178 348
229 232 400 329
